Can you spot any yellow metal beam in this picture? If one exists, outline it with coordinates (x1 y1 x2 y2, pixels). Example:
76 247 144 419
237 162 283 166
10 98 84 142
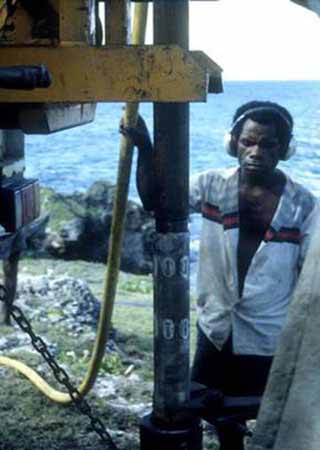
0 45 222 102
191 51 223 93
59 0 90 44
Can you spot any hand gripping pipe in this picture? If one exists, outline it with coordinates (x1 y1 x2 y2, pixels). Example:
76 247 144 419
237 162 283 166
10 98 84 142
0 3 149 404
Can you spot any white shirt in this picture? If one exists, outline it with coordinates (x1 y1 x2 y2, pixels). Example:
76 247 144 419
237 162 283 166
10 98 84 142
190 168 318 356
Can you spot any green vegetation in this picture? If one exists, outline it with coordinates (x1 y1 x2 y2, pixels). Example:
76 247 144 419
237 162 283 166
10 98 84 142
0 374 137 450
0 257 215 450
0 184 221 449
119 276 153 295
40 187 84 232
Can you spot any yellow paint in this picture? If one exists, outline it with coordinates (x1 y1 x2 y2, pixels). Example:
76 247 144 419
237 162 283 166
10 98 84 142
59 0 90 44
0 45 219 102
0 1 7 31
0 0 19 39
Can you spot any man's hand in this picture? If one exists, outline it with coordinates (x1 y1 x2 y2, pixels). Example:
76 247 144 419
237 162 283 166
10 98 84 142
120 115 155 211
119 115 152 150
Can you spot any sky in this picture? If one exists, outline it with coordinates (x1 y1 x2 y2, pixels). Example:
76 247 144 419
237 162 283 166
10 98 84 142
143 0 320 81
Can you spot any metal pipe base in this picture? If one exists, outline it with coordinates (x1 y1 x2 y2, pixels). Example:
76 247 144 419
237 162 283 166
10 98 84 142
140 414 202 450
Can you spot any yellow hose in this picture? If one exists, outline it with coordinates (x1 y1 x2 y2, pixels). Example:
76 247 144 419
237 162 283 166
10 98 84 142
0 3 148 404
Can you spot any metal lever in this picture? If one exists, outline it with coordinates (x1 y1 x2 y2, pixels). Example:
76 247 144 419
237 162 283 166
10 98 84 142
0 65 52 90
189 382 261 426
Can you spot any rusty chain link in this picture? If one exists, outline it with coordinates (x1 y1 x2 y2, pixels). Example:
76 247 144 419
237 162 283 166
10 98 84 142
0 284 120 450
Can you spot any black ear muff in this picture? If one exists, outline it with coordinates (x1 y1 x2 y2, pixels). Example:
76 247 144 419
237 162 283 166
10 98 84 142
224 106 296 160
281 136 296 160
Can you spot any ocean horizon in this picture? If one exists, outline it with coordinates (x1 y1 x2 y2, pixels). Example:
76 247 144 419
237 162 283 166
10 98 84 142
25 80 320 281
25 79 320 197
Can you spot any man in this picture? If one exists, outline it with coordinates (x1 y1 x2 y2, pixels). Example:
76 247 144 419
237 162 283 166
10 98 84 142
122 101 318 450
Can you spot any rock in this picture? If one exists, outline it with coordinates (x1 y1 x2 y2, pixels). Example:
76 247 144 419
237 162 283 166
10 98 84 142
84 180 116 209
0 272 152 446
1 272 141 363
94 374 152 417
16 274 101 329
25 213 50 253
42 181 154 275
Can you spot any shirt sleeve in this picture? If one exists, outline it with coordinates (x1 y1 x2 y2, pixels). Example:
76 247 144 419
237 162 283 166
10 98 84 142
298 197 320 271
189 172 206 214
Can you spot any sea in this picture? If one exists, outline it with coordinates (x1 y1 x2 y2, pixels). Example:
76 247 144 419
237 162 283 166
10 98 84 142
24 80 320 280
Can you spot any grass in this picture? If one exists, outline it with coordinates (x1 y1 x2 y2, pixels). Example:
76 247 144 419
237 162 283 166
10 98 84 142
0 257 211 450
0 374 132 450
40 187 86 232
0 187 220 448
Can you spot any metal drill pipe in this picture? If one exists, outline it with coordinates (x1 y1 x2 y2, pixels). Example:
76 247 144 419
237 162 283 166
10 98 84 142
153 0 191 424
140 1 203 447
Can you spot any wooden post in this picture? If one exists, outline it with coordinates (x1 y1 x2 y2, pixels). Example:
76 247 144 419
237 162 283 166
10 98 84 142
0 130 25 326
0 252 19 325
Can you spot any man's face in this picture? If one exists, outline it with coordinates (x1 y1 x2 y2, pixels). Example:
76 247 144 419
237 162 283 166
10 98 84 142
236 118 282 182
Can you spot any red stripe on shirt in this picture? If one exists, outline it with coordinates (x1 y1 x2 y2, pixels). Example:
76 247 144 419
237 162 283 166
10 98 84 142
202 203 222 223
265 227 301 244
202 203 239 229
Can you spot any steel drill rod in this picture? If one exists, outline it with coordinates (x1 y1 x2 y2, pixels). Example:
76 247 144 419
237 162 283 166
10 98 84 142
140 3 202 448
153 0 191 425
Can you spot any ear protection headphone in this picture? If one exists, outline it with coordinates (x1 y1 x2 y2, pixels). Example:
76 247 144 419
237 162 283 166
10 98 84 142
224 106 297 161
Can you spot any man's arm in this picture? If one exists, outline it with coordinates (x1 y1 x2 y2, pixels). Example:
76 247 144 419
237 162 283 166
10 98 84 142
121 115 207 214
120 116 156 211
136 133 155 212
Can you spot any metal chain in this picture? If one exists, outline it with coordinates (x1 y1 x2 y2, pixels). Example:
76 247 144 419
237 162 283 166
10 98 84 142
0 284 120 450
